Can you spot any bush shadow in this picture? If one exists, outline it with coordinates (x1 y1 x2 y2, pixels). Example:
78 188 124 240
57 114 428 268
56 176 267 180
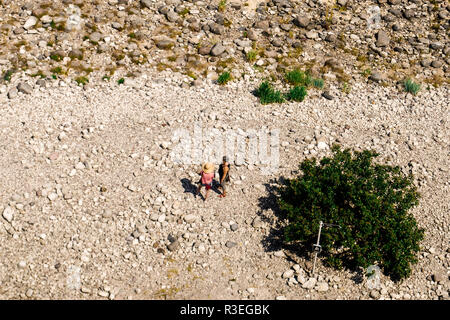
256 177 312 264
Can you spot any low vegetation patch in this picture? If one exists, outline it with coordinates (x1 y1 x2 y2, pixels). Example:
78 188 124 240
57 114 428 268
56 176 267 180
246 50 257 63
75 76 89 86
403 78 421 95
50 53 63 62
50 66 64 75
255 81 285 104
3 69 15 82
285 85 307 102
218 0 227 12
217 71 231 85
285 69 324 89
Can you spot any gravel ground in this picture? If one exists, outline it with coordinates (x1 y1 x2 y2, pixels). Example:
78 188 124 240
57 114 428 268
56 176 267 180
0 72 448 300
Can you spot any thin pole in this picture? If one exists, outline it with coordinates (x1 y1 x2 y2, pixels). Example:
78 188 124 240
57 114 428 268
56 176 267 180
312 221 323 275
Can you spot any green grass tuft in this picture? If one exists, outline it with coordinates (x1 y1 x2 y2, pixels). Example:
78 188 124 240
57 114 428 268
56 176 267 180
217 71 231 85
286 86 307 102
285 69 324 90
246 50 257 63
312 78 324 89
75 76 89 86
403 78 420 95
3 69 15 82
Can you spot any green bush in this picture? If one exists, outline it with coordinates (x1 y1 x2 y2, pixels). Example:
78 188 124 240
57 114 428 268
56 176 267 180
404 78 420 95
286 85 307 102
255 81 285 104
278 145 424 281
217 71 231 85
117 78 125 85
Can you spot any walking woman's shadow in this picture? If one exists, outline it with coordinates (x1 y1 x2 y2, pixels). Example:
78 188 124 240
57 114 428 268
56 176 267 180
180 178 221 201
180 178 198 196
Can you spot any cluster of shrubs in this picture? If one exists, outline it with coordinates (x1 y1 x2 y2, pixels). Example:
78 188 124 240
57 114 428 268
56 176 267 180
278 145 424 281
255 69 324 105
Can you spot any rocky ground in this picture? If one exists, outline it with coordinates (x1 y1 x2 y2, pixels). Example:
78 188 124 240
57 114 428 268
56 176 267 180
0 71 448 300
0 0 449 300
0 0 449 90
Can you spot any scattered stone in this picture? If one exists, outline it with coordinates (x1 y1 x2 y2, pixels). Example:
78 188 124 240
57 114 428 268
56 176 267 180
252 216 263 228
274 250 285 258
184 214 198 223
167 240 180 252
302 278 317 289
210 23 225 35
316 137 328 150
370 289 381 299
282 270 294 279
140 0 152 9
2 206 14 222
17 82 33 94
7 88 18 99
24 16 38 30
225 241 237 248
98 290 109 297
315 282 329 292
199 45 212 55
210 43 226 56
166 10 179 23
306 31 318 40
254 20 269 30
81 287 91 294
431 273 445 283
294 16 310 28
325 34 337 42
431 60 443 68
322 91 334 100
69 49 84 60
369 71 385 82
89 32 103 43
25 289 33 297
376 30 390 47
155 38 174 50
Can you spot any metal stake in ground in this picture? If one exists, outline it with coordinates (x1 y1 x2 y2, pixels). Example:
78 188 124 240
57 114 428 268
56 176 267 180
312 221 341 275
312 221 323 275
